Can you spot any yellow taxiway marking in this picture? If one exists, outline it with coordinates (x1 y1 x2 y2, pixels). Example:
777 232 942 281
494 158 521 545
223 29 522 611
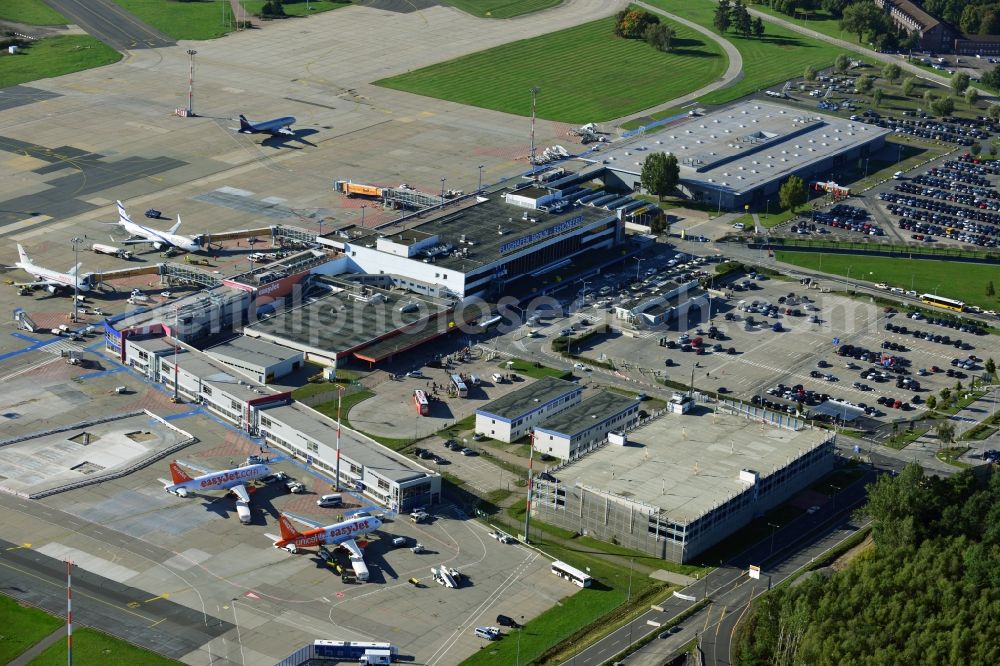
6 543 31 551
143 592 171 603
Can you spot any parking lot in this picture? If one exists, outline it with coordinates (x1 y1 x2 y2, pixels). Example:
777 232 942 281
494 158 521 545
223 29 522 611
568 273 1000 425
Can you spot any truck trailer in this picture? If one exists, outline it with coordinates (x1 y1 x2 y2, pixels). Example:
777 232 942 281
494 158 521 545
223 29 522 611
91 243 134 260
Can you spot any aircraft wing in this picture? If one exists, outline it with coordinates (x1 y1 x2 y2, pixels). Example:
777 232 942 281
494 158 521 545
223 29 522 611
231 483 250 503
118 237 155 246
341 538 363 559
175 459 212 475
282 512 324 530
14 280 58 288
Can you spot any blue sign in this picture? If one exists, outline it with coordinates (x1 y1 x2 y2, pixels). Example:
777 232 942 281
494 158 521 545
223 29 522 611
499 214 585 254
832 337 840 345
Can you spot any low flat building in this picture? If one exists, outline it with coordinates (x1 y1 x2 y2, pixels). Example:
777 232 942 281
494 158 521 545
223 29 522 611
206 336 304 384
259 402 440 511
533 392 640 461
475 376 582 443
243 277 461 366
531 407 835 562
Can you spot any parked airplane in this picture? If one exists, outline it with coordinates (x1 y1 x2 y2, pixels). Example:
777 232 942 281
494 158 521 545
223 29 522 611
12 244 93 293
161 460 270 503
112 200 203 252
269 513 382 581
236 114 296 137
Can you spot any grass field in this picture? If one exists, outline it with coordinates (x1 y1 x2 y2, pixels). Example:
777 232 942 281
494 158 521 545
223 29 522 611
0 36 121 89
375 15 727 122
459 536 664 665
643 0 850 106
775 252 1000 311
445 0 562 19
0 594 63 664
0 0 68 25
243 0 349 18
111 0 233 40
27 628 179 666
501 358 572 380
312 388 374 431
751 6 858 44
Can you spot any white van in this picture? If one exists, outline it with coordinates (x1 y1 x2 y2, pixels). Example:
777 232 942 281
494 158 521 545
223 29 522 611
492 373 504 384
469 374 481 387
474 627 501 641
317 493 342 507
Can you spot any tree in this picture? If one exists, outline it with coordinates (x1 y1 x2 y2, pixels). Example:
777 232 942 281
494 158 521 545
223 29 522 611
988 281 996 297
615 9 660 39
714 0 732 33
873 88 884 108
940 387 952 402
733 1 753 38
951 72 971 96
932 96 955 117
966 86 980 109
986 358 996 377
924 89 937 110
902 76 917 97
644 23 674 52
882 63 902 83
983 65 1000 92
935 420 956 448
779 175 807 213
925 395 937 410
855 75 875 96
260 0 286 17
751 15 765 39
804 64 817 82
840 1 885 42
822 0 853 19
835 53 851 74
961 4 981 34
980 8 1000 35
649 215 667 235
989 103 1000 121
640 152 679 202
991 145 998 158
971 142 983 156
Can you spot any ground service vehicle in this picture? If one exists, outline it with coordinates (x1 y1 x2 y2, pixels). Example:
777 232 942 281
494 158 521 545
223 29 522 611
91 243 133 259
551 560 593 587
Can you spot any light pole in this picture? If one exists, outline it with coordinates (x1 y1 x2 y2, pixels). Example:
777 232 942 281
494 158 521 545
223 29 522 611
634 257 643 281
70 237 84 322
478 164 485 194
361 204 368 227
440 177 447 205
186 49 197 117
515 617 524 666
768 522 779 556
830 484 842 513
529 86 540 168
581 280 591 306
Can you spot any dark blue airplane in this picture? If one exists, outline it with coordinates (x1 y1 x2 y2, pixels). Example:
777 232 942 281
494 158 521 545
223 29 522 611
237 114 296 137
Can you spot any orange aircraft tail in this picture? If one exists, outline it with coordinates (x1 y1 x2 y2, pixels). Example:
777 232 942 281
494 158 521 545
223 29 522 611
169 461 194 484
278 514 302 541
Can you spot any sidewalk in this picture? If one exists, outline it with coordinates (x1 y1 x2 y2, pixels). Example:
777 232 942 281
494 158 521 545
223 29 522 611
10 627 64 666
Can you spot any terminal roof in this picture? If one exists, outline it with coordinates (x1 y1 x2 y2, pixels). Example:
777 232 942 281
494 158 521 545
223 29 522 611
477 376 580 421
534 391 637 438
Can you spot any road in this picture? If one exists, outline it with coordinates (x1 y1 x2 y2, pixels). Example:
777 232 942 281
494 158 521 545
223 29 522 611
44 0 175 50
562 469 874 666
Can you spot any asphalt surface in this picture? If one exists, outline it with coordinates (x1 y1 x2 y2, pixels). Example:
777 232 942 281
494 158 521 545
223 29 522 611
0 496 232 659
44 0 174 50
563 469 876 666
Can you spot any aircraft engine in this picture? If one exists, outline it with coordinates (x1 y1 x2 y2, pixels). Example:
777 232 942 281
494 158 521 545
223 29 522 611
153 242 163 250
175 487 188 497
285 544 297 554
46 285 58 294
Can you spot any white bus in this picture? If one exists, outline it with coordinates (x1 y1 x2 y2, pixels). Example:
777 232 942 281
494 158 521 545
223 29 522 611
551 560 593 588
450 374 468 398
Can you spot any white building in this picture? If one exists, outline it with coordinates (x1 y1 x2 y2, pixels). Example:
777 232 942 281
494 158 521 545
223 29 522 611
475 376 582 443
205 336 304 384
532 392 640 461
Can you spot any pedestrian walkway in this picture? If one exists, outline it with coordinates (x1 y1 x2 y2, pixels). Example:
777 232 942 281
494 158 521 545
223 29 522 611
10 627 65 666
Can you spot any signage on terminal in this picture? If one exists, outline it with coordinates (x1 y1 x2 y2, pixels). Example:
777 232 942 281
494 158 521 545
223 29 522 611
499 214 585 254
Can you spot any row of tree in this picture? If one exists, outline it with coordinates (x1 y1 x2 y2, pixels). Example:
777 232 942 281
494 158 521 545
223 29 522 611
613 10 676 53
714 1 766 39
736 465 1000 665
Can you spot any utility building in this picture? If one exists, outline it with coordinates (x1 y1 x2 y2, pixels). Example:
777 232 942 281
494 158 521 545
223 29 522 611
532 392 640 461
475 376 582 443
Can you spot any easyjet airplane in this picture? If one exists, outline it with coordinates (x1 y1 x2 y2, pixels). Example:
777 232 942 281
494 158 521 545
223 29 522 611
161 459 270 503
269 513 382 582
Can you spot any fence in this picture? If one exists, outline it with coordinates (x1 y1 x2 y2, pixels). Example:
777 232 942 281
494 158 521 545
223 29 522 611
0 410 147 450
718 399 807 431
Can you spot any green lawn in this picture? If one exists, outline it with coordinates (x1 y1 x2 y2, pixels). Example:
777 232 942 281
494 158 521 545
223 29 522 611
459 537 664 665
111 0 234 40
751 6 858 44
0 594 63 664
774 252 1000 311
643 0 851 106
28 628 178 666
0 36 121 89
0 0 68 25
445 0 562 19
500 358 572 380
243 0 350 18
311 388 374 431
376 15 727 122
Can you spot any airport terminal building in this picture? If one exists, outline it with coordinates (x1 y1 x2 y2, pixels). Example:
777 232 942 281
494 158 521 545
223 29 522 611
586 101 891 211
531 406 835 562
327 187 625 299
